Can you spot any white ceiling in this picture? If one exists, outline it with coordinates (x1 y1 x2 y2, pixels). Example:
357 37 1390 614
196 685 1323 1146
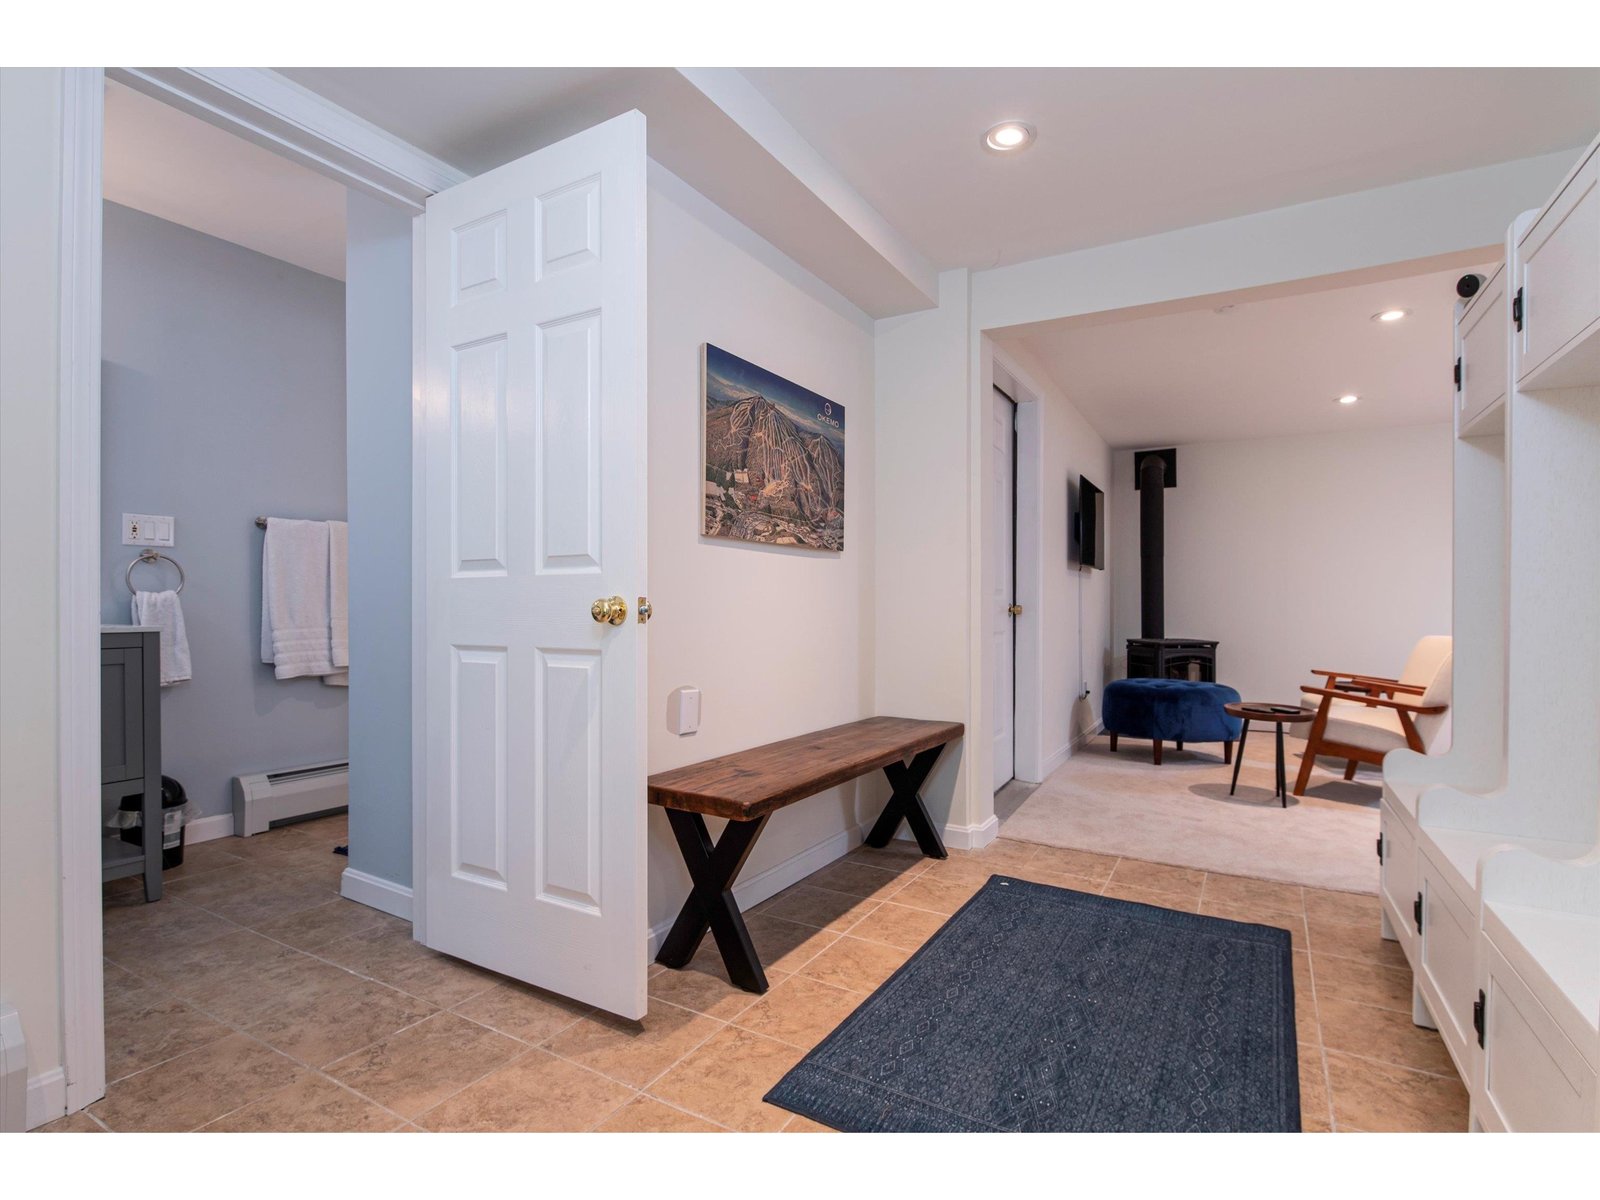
275 67 629 176
1004 262 1492 449
740 67 1600 270
275 66 936 315
104 79 348 280
112 68 1600 312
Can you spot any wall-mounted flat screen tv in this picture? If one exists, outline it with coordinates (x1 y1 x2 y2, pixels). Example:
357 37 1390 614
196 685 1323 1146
1077 476 1105 569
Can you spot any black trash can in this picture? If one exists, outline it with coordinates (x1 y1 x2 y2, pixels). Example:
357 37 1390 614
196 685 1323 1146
117 776 191 870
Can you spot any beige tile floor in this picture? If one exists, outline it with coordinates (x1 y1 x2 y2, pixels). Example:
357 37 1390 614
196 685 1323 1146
39 814 1468 1133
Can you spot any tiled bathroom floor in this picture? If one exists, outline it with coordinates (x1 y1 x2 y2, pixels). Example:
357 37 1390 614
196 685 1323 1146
41 815 1468 1132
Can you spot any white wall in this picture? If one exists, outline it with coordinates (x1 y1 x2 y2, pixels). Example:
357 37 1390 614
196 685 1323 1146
873 271 975 832
1109 423 1454 704
994 342 1114 775
646 165 879 933
100 203 349 821
0 66 65 1125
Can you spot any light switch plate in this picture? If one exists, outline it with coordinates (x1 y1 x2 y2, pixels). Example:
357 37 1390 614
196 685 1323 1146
667 687 701 736
122 513 175 547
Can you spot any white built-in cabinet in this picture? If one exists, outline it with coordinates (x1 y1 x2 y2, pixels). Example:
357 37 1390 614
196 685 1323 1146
1517 147 1600 390
1456 264 1508 435
1380 132 1600 1132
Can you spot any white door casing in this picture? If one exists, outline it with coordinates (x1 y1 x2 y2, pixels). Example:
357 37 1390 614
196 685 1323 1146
990 387 1016 790
420 112 648 1020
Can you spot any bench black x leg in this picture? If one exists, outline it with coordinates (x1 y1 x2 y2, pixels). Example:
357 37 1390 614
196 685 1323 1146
656 810 771 993
863 745 949 859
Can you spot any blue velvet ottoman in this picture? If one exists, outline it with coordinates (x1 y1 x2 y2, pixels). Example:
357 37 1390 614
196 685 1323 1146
1102 678 1243 765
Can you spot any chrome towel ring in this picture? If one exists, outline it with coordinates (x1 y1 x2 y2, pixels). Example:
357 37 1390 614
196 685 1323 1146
126 549 185 595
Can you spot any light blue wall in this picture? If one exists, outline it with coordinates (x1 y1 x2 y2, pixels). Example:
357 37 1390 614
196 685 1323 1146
100 202 348 821
344 191 413 888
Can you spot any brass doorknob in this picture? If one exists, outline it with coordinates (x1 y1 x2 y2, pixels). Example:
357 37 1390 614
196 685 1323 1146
591 596 628 626
1007 604 1024 616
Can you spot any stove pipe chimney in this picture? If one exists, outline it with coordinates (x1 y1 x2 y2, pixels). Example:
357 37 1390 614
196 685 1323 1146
1138 451 1169 639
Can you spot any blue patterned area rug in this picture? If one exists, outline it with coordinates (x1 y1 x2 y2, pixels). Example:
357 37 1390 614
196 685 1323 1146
765 876 1299 1132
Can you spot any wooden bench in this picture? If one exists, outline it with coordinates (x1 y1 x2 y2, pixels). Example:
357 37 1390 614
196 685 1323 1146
649 716 965 994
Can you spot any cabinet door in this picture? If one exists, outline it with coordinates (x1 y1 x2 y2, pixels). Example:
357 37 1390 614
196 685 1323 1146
1481 939 1597 1131
101 646 143 785
1417 855 1478 1077
1379 811 1419 965
1457 265 1507 432
1517 147 1600 390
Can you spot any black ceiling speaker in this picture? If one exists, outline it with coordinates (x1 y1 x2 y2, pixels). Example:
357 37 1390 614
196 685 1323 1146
1457 273 1486 299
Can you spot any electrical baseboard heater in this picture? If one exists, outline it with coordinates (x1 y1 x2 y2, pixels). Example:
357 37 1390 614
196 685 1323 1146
231 760 349 837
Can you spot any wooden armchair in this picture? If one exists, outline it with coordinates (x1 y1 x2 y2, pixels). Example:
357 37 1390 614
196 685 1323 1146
1293 636 1453 796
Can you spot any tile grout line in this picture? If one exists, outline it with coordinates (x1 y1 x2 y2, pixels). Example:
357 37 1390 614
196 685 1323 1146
192 1030 417 1133
1301 937 1337 1132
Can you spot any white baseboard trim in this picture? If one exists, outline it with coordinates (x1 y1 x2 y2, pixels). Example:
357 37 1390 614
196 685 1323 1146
340 868 413 921
184 812 235 844
942 815 999 851
647 822 865 958
26 1067 66 1131
1037 744 1071 780
1034 722 1103 784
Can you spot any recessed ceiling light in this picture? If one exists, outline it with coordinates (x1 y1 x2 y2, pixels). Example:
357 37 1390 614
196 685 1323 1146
983 121 1035 152
1372 309 1409 323
1337 394 1359 406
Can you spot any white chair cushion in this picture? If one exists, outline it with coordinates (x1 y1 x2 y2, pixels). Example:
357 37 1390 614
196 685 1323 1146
1399 635 1452 689
1320 704 1409 754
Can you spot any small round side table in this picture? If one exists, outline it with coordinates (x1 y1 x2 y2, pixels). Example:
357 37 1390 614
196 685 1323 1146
1224 702 1315 807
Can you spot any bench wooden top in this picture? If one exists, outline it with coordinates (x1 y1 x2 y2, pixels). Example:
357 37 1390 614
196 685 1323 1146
647 716 965 821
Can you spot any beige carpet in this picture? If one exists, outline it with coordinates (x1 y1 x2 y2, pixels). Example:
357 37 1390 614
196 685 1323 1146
998 732 1380 894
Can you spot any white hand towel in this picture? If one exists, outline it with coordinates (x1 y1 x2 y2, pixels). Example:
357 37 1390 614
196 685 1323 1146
328 520 349 670
260 518 335 680
132 589 192 685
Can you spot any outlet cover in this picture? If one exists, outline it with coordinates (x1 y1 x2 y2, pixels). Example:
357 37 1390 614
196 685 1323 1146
122 513 175 547
667 687 701 736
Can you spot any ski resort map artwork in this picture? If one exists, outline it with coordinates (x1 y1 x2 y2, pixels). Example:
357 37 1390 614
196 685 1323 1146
702 344 845 551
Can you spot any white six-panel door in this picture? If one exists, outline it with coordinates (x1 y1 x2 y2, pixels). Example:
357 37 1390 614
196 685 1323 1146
420 112 648 1019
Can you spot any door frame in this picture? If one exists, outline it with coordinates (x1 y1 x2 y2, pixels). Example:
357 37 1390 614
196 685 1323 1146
989 350 1046 784
52 67 463 1120
988 383 1019 789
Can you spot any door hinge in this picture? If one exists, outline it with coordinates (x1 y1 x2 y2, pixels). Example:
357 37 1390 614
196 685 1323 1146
1453 358 1462 391
1413 891 1424 934
1512 287 1524 332
1473 988 1486 1048
1376 834 1385 863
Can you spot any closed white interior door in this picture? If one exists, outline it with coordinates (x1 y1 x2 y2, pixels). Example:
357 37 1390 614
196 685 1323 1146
991 387 1016 789
420 112 648 1019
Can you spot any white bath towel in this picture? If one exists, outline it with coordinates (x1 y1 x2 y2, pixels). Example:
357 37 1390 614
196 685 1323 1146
328 520 349 670
260 518 335 680
132 589 192 685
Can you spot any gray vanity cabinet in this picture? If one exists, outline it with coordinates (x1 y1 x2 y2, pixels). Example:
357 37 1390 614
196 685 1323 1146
101 628 162 901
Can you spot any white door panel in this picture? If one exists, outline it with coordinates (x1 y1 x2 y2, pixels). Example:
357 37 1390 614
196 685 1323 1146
421 111 647 1019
